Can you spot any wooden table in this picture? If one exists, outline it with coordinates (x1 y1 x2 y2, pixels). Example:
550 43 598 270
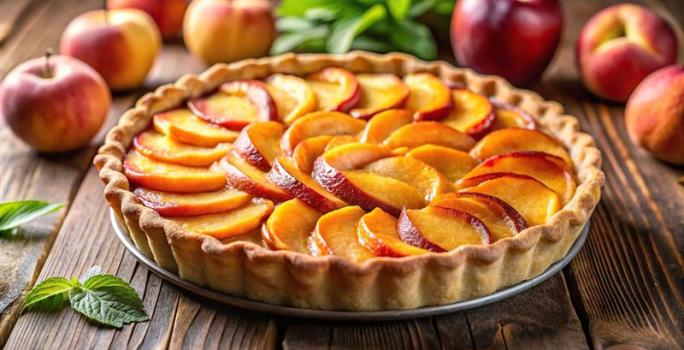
1 0 682 349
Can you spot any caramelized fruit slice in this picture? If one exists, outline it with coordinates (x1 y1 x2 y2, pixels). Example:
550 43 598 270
404 73 452 121
314 142 395 171
309 206 374 262
188 80 277 130
324 135 357 151
460 173 562 226
153 109 239 147
124 151 225 193
133 131 229 167
470 128 572 169
491 100 536 130
383 122 476 151
233 121 285 171
359 109 413 144
172 199 273 239
460 151 576 203
291 135 333 173
363 156 452 201
262 198 321 253
265 74 317 125
134 187 251 217
406 145 478 181
216 151 292 202
306 67 360 112
281 111 365 153
398 206 490 252
357 208 428 257
269 156 347 213
350 74 410 119
442 89 496 140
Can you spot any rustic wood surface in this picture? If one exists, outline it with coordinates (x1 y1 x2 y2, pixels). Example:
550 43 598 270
1 0 682 349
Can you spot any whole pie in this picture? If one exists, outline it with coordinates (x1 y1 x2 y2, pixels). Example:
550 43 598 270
95 52 604 310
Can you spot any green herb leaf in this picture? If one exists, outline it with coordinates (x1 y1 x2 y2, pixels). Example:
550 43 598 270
69 274 148 328
277 0 345 17
276 17 314 32
432 0 455 15
328 4 387 54
270 26 329 55
389 19 437 59
351 35 395 53
22 277 77 313
387 0 411 20
0 200 64 233
408 0 437 18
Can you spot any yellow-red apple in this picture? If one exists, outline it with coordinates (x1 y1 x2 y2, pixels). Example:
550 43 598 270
108 0 187 39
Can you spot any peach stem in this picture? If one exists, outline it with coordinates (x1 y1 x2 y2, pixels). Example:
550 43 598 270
43 48 53 78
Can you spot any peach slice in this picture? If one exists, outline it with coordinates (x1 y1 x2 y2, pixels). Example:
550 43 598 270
153 109 239 147
398 206 490 252
188 80 277 130
324 135 357 152
233 121 285 171
314 142 395 171
406 145 479 182
309 206 374 262
133 187 251 217
262 198 321 253
172 199 273 239
491 100 537 130
383 122 476 151
265 74 317 125
357 208 428 257
470 128 573 169
442 89 496 140
350 74 410 119
133 130 229 167
363 156 452 201
216 151 292 202
359 109 413 144
269 156 347 213
280 111 366 153
460 151 576 203
404 73 452 121
291 135 333 173
459 173 562 226
306 67 361 112
124 150 226 193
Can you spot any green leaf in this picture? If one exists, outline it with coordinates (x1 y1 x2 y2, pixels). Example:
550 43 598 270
387 0 411 20
277 0 343 17
389 19 437 59
0 200 64 233
270 26 329 55
276 17 314 32
69 274 148 328
80 266 102 285
351 35 395 53
433 0 456 15
328 4 387 54
408 0 437 18
22 277 76 313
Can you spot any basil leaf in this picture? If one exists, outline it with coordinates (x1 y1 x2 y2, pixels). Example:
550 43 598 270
328 4 387 54
0 200 64 232
270 26 329 55
22 277 76 313
276 17 314 32
69 275 148 328
387 0 411 20
389 19 437 59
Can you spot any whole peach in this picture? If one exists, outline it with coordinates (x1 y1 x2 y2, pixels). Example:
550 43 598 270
108 0 187 39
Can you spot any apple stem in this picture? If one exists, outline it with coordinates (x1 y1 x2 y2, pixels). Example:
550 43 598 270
103 0 108 24
43 48 53 78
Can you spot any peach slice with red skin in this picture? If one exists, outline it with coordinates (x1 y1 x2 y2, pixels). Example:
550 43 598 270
350 74 410 119
404 73 452 121
216 151 292 202
363 156 452 201
265 74 317 125
324 135 357 152
460 151 577 203
124 150 226 193
459 173 562 226
306 67 361 112
442 89 496 140
357 208 428 257
398 206 490 252
133 130 229 167
233 121 285 171
280 111 366 154
359 109 413 144
406 145 479 182
383 122 476 151
188 80 277 130
269 156 347 213
153 109 239 147
171 199 274 239
470 128 573 169
262 198 321 253
291 135 332 173
309 206 374 262
491 100 537 130
133 187 251 217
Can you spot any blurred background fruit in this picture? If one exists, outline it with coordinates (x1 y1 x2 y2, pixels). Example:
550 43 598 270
625 65 684 165
577 4 678 102
108 0 188 40
450 0 563 86
0 53 111 153
60 8 161 90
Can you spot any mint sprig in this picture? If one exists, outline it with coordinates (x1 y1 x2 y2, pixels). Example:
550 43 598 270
22 266 149 328
0 200 64 236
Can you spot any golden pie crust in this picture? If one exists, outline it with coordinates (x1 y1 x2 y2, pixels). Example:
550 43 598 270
95 52 604 310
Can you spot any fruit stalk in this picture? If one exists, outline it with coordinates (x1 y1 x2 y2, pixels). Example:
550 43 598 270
43 48 53 78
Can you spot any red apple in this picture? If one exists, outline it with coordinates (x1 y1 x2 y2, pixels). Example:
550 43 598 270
625 65 684 164
108 0 188 39
0 54 110 153
60 8 161 90
451 0 563 86
183 0 275 65
577 4 678 102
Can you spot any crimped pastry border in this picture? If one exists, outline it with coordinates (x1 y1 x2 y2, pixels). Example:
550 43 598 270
94 52 604 310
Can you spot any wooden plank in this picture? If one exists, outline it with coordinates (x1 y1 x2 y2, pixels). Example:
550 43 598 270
0 0 37 44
